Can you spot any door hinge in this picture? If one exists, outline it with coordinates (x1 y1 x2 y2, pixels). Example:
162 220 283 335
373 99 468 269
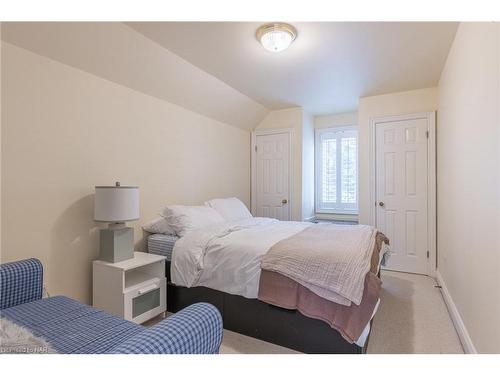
255 145 258 152
426 130 429 139
427 250 430 259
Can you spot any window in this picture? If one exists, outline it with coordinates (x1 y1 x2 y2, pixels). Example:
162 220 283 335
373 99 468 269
315 126 358 213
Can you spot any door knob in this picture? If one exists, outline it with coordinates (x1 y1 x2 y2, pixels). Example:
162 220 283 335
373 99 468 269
379 201 385 207
282 199 288 205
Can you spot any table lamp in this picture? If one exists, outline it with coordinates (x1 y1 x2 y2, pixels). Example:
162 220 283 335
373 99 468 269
94 182 139 263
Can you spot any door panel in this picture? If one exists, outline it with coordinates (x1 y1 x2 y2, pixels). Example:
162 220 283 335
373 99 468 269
376 118 428 274
255 133 291 221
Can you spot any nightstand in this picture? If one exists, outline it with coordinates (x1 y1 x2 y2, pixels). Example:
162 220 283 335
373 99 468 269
93 252 166 324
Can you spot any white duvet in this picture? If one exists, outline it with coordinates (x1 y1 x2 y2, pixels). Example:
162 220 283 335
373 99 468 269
171 217 311 298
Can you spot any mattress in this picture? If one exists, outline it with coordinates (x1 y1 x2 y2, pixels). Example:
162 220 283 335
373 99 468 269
147 234 179 261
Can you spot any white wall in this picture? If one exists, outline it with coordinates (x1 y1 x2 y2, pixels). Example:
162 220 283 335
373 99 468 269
357 88 439 224
301 111 315 220
0 25 2 250
1 42 251 304
314 111 358 129
256 108 304 220
437 22 500 353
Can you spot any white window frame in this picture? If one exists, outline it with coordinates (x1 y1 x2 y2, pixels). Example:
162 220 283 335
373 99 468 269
315 126 359 214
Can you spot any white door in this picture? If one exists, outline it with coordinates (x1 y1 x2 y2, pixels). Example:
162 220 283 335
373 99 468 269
253 131 291 220
375 117 430 274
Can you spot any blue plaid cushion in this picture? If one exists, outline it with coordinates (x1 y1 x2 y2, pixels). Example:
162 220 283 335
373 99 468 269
0 258 43 310
111 303 223 354
147 234 178 260
2 297 223 354
1 258 223 354
1 296 144 353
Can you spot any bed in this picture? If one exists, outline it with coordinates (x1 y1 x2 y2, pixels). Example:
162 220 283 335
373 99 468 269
147 213 388 354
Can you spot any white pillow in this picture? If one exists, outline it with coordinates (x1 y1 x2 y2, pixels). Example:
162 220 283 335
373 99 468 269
161 205 226 236
142 217 176 235
205 197 253 222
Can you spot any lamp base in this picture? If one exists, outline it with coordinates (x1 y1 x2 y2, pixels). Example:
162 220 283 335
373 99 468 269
99 227 134 263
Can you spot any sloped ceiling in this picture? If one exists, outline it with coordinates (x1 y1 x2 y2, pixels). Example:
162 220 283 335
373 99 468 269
2 22 458 125
128 22 459 114
1 22 269 131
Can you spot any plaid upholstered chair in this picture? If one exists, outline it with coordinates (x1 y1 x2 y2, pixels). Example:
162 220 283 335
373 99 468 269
0 258 223 354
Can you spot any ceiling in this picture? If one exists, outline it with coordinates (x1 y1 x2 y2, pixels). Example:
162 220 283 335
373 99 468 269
128 22 458 115
2 22 268 130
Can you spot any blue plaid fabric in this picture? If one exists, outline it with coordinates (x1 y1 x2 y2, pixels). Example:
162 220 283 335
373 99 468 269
147 234 178 260
0 258 43 310
111 303 223 354
1 259 223 354
1 296 145 353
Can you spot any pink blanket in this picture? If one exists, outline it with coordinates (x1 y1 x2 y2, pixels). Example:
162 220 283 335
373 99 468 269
259 271 381 343
258 231 388 343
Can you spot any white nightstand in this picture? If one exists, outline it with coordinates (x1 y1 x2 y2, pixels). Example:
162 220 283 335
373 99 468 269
93 252 166 324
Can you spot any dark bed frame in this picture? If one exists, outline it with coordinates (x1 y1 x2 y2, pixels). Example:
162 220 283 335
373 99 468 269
165 262 370 354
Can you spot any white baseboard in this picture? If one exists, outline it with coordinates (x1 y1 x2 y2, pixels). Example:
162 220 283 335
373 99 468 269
436 271 477 354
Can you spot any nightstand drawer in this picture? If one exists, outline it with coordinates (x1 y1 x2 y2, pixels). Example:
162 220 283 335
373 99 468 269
124 277 166 324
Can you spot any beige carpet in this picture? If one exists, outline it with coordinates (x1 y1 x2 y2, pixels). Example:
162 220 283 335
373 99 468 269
219 270 464 354
366 270 463 353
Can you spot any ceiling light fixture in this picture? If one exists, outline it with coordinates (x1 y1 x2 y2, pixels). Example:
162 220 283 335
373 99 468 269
256 23 297 53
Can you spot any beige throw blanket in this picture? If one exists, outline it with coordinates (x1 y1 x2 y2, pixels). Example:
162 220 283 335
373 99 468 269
261 224 377 306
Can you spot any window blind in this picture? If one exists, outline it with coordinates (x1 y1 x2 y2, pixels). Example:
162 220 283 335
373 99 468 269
315 127 358 213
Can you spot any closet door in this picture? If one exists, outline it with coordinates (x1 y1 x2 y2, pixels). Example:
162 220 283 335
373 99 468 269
252 130 292 221
375 115 432 275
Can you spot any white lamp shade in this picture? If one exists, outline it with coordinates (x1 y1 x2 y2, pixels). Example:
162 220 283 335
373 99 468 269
94 185 139 222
